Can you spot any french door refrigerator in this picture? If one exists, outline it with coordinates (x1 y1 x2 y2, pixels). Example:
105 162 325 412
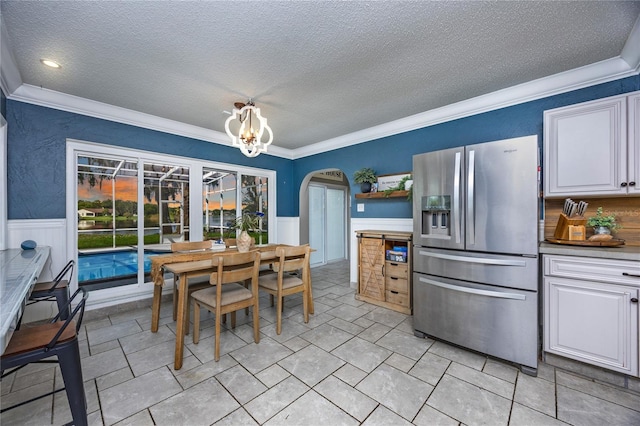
412 135 539 374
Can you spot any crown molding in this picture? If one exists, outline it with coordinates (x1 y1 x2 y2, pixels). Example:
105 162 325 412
621 15 640 72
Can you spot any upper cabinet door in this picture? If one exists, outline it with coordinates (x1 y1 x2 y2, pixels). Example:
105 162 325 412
544 95 627 197
628 93 640 195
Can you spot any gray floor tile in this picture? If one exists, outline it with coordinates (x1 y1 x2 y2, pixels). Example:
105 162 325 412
82 347 129 381
96 367 134 392
358 322 392 343
278 344 345 387
127 339 189 377
215 364 267 404
509 402 566 426
556 369 640 412
356 363 433 421
333 363 368 387
230 336 293 374
409 352 451 386
298 323 354 351
557 385 640 426
100 367 182 425
446 362 514 399
363 307 408 328
325 304 371 322
87 320 142 346
483 358 519 384
149 377 240 425
327 317 366 335
332 337 392 373
315 375 378 422
376 329 431 360
428 375 511 425
118 325 175 354
0 382 54 426
113 409 155 426
264 390 359 425
428 341 487 371
244 376 309 424
214 407 259 425
413 404 460 426
172 355 237 389
186 329 248 364
384 353 416 372
514 372 556 417
361 404 413 426
255 364 290 388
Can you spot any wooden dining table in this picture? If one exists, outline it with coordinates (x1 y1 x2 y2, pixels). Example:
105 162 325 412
149 245 313 369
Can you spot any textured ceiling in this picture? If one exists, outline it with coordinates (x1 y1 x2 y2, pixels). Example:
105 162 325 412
1 1 639 152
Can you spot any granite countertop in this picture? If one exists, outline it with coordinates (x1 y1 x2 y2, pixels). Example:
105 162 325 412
539 242 640 262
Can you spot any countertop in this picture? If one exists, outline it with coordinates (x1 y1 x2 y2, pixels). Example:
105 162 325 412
539 242 640 262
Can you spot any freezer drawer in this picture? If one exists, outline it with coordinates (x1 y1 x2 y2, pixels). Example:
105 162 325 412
413 272 538 370
414 247 538 291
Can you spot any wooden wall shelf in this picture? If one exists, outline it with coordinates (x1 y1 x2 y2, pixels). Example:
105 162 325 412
355 190 409 199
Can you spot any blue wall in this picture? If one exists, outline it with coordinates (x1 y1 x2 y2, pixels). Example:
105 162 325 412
296 75 640 218
6 102 294 219
6 75 639 220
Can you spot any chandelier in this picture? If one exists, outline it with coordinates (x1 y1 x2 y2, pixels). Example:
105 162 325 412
224 99 273 158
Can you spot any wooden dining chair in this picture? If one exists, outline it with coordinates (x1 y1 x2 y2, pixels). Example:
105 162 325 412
258 245 311 335
170 241 214 323
191 250 261 361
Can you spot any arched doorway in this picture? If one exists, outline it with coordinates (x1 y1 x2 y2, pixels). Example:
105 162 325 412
299 169 350 266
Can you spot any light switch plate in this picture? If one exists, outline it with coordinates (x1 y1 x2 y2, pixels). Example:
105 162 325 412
357 203 364 212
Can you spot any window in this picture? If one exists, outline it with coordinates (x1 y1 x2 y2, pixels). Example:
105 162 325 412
68 141 275 296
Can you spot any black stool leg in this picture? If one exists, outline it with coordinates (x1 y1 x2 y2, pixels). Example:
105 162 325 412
56 339 88 426
54 288 71 320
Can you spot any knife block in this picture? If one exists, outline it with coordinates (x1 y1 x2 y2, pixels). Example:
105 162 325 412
554 213 587 240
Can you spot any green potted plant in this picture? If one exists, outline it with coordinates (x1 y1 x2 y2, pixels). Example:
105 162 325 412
382 174 413 201
586 207 620 235
231 212 263 251
353 168 377 193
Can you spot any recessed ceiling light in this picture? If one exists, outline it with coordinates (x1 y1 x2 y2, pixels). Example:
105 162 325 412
40 59 61 69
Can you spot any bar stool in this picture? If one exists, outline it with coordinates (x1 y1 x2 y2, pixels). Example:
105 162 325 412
1 287 89 426
28 260 74 320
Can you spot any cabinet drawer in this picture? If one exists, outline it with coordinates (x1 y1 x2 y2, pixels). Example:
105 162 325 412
386 290 409 307
385 261 408 279
386 275 408 293
544 255 640 286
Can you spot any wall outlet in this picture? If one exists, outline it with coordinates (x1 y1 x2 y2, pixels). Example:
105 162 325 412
357 203 364 212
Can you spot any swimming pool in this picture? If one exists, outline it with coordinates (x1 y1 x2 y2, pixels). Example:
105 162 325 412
78 249 163 284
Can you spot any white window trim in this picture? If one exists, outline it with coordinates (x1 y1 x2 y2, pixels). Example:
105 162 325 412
65 138 277 309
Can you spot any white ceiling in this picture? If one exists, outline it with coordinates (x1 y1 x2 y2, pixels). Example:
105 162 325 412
1 1 640 158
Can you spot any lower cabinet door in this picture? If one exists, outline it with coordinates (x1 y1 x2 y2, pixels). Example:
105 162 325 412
544 276 639 376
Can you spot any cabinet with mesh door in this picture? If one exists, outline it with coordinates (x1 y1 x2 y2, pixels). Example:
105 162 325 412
356 230 412 314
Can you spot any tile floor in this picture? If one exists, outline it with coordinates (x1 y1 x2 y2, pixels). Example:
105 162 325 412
2 260 640 425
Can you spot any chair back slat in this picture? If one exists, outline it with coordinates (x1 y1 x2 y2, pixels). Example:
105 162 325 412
49 260 74 292
210 251 260 285
275 245 310 273
47 287 89 349
171 241 211 253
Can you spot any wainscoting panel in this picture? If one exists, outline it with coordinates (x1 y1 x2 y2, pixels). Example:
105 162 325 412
7 219 67 322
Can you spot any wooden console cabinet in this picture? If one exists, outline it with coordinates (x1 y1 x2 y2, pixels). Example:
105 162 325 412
355 230 412 314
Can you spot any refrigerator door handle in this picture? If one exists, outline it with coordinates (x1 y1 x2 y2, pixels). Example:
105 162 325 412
453 152 462 244
418 276 527 300
418 250 527 266
467 149 475 245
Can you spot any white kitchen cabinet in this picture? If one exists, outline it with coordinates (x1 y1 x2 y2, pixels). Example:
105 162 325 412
544 91 640 197
543 254 640 376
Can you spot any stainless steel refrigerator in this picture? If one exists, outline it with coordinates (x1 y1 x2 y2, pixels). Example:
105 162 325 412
412 135 539 374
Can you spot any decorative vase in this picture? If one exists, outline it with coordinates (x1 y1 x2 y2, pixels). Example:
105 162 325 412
236 230 253 252
593 226 611 235
360 182 372 193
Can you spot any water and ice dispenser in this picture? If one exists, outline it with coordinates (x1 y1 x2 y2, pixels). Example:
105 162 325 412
421 195 451 237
